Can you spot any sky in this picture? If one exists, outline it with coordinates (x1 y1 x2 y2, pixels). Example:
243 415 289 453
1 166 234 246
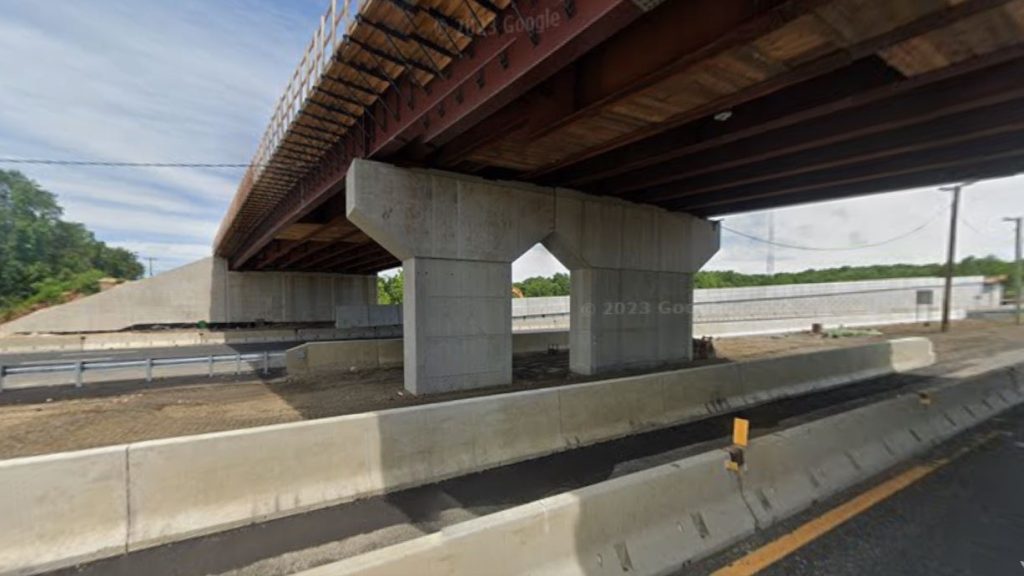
1 0 1022 279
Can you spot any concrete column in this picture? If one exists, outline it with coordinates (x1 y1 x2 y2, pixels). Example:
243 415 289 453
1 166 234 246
347 159 553 394
569 268 694 374
404 257 512 391
544 190 719 375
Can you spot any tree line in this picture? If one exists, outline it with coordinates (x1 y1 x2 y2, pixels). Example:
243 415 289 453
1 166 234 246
377 257 1013 303
0 170 144 321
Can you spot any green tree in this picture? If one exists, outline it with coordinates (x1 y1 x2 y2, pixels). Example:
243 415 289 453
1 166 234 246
514 272 570 297
378 269 404 304
505 258 1012 295
0 170 145 320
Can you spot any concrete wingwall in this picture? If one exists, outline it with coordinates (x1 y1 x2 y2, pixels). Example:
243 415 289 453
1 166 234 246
0 338 934 575
0 257 376 335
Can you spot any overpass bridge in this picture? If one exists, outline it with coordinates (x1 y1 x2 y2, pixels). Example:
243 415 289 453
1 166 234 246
216 0 1024 274
206 0 1023 393
1 0 1017 393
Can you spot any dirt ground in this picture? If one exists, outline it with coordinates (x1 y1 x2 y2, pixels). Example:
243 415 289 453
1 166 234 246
1 318 1021 459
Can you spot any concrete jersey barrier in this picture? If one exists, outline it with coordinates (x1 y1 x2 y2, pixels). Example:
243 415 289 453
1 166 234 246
295 355 1023 576
0 338 933 575
0 447 128 576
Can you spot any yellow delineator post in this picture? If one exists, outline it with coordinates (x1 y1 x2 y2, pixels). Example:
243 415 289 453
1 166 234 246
726 417 750 472
733 418 750 447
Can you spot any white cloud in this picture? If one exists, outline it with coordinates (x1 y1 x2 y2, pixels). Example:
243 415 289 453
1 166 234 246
513 244 566 281
60 199 220 243
710 175 1024 273
0 0 320 260
108 241 213 275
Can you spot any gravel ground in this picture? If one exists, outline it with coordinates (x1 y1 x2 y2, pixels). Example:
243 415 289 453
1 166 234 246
0 319 1019 459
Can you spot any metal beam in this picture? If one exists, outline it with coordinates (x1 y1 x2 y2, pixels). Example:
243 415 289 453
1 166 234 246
227 0 640 269
621 62 1024 201
641 107 1024 205
672 131 1024 213
691 153 1024 217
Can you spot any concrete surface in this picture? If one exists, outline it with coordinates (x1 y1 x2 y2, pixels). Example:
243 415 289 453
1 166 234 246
543 188 719 375
286 340 403 374
334 305 401 330
0 447 128 576
347 159 555 394
0 258 376 335
126 417 380 549
404 257 514 393
693 276 1000 335
511 276 999 337
347 159 721 392
0 339 933 575
285 331 568 375
300 450 752 576
291 355 1022 576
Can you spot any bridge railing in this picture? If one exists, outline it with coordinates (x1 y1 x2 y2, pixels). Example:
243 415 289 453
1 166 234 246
247 0 365 183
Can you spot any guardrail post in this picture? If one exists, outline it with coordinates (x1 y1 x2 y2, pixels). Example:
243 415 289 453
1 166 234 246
0 365 5 393
145 358 153 383
208 355 214 378
75 361 83 388
235 354 242 375
262 351 270 375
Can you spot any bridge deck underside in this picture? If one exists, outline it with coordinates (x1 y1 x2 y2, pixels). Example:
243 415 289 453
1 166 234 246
218 0 1024 274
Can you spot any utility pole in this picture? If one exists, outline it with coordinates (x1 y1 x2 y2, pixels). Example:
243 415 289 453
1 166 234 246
939 184 966 332
766 212 776 276
146 256 158 278
1004 216 1023 325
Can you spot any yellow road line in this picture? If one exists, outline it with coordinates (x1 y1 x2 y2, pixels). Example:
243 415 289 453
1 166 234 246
711 432 1000 576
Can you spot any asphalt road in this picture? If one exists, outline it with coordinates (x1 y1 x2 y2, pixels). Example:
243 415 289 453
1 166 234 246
696 404 1024 576
0 341 300 366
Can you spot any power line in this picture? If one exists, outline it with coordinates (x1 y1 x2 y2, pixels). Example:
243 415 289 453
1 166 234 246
0 158 255 169
721 205 948 252
959 214 1005 242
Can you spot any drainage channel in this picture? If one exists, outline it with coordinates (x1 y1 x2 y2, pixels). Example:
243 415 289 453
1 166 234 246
48 370 937 576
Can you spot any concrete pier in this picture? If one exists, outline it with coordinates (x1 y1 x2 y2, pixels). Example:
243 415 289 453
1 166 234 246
544 190 719 374
346 160 553 394
347 159 720 394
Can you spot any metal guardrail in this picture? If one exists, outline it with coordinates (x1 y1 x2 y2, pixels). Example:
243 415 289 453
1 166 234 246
0 351 286 392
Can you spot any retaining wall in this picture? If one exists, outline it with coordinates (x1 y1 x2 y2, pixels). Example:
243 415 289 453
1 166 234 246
295 353 1023 576
0 338 932 576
